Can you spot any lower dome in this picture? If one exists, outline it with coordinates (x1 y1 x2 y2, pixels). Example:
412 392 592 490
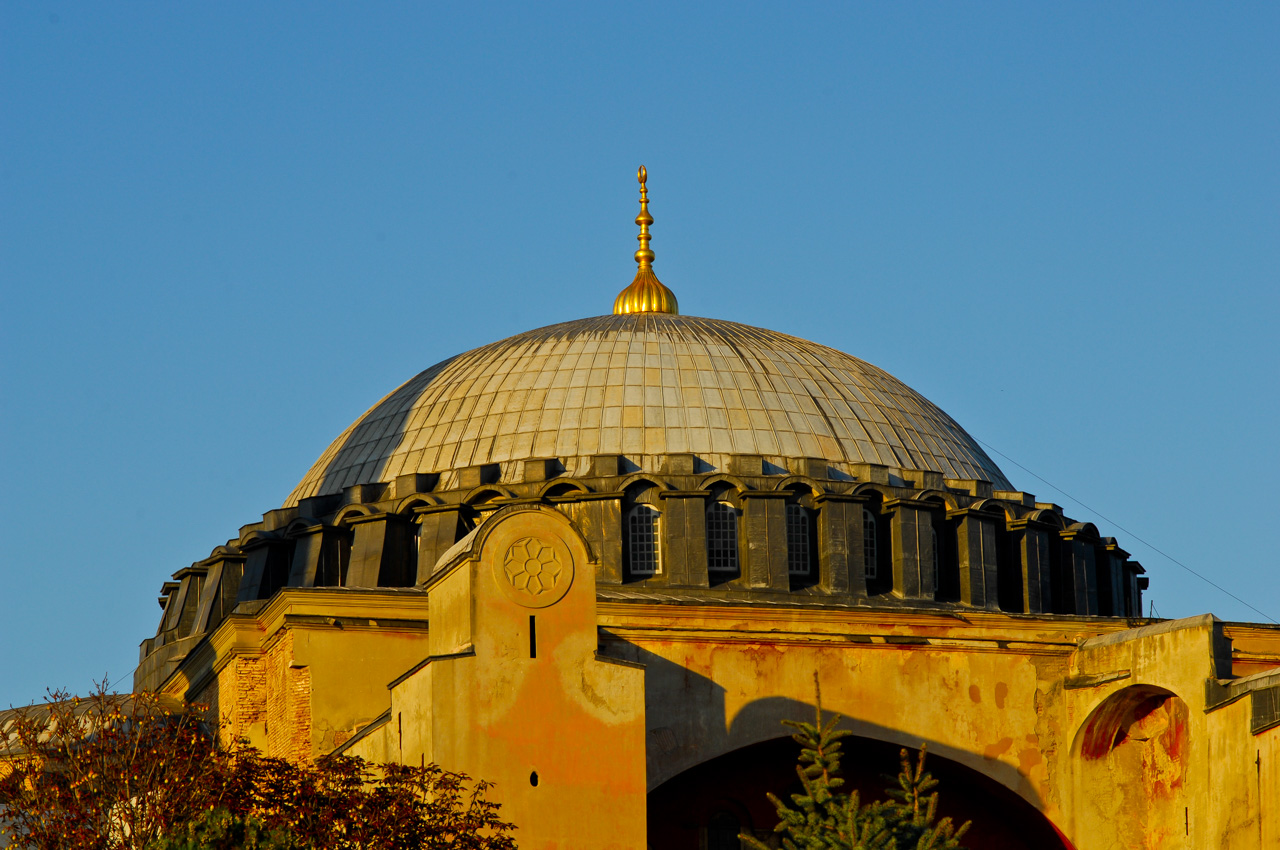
286 313 1010 506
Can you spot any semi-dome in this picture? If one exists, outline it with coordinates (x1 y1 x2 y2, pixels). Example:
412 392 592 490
285 313 1011 506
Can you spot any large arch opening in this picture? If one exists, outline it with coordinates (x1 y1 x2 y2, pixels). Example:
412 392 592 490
648 735 1071 850
1072 685 1189 845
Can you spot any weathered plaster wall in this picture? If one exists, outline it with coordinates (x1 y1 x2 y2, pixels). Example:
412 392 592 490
162 590 431 759
1061 617 1280 849
599 607 1074 821
379 507 649 850
156 556 1280 848
599 607 1280 848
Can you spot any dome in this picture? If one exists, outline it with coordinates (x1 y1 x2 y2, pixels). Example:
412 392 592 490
285 313 1011 506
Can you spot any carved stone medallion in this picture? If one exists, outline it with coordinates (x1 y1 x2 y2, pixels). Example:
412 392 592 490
495 535 574 608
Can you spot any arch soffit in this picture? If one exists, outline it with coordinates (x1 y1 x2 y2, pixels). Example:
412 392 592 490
965 497 1011 518
915 488 960 511
537 477 593 499
619 473 674 494
1073 683 1186 760
463 484 518 505
239 528 282 547
1064 520 1100 539
394 494 444 515
332 504 378 525
851 482 893 503
284 517 321 536
654 718 1053 818
770 475 828 496
699 473 749 496
1026 508 1066 529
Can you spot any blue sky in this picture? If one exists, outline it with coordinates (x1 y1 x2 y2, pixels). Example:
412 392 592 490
2 2 1277 708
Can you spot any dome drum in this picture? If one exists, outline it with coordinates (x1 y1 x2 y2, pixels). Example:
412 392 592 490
136 451 1148 692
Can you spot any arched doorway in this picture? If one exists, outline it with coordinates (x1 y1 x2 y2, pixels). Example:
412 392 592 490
648 735 1071 850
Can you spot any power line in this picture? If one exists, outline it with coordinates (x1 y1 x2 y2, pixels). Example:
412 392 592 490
108 665 139 694
974 437 1276 625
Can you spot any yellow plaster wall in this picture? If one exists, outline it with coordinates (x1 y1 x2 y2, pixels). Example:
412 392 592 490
395 507 648 850
287 624 430 755
164 591 432 759
1060 617 1280 849
155 545 1280 849
599 607 1280 849
603 611 1067 818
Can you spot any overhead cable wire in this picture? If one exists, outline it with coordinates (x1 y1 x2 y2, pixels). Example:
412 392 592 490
974 437 1276 625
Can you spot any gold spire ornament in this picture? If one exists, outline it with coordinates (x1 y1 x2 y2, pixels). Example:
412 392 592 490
613 165 679 315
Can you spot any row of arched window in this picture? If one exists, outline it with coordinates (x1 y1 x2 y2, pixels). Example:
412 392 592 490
622 501 887 583
239 488 1137 618
617 495 1139 616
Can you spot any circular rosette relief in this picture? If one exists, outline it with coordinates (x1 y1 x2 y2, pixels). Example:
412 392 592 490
494 535 574 608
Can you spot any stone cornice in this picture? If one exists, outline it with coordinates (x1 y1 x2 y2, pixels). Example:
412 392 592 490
161 588 431 702
596 600 1141 652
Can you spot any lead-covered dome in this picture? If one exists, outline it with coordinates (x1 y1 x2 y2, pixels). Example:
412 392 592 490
285 313 1010 506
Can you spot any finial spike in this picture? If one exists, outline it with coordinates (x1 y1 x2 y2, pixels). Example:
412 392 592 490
635 164 654 268
613 165 678 315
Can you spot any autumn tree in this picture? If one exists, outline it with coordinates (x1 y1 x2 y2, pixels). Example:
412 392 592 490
0 682 515 850
0 685 226 848
192 750 517 850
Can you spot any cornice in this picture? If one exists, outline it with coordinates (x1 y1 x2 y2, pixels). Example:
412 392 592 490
596 600 1139 651
161 588 431 701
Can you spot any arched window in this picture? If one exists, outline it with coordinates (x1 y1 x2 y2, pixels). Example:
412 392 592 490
626 504 661 577
863 509 878 579
706 501 739 574
786 503 812 576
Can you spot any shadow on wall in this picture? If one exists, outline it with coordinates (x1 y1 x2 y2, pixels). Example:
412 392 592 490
599 641 1066 850
647 736 1072 850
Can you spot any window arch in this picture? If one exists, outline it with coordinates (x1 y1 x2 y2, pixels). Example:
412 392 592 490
786 502 813 577
863 509 878 580
706 501 739 574
626 504 661 577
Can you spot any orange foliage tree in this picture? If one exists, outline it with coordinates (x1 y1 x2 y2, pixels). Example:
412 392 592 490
0 682 516 850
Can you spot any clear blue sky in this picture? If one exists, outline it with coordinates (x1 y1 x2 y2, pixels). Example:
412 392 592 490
2 2 1277 708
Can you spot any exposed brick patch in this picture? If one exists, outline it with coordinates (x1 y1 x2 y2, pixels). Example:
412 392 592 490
263 630 313 762
236 655 268 743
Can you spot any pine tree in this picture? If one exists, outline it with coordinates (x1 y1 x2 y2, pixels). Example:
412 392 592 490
742 676 969 850
879 746 969 850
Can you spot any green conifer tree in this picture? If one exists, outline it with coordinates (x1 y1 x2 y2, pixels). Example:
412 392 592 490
742 676 969 850
878 746 968 850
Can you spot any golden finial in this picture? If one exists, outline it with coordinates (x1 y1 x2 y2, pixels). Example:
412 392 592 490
613 165 678 315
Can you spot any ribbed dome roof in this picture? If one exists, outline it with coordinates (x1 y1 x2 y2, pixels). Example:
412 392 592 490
285 314 1011 506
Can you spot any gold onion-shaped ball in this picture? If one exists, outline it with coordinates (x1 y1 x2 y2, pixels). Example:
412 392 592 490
614 269 679 315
